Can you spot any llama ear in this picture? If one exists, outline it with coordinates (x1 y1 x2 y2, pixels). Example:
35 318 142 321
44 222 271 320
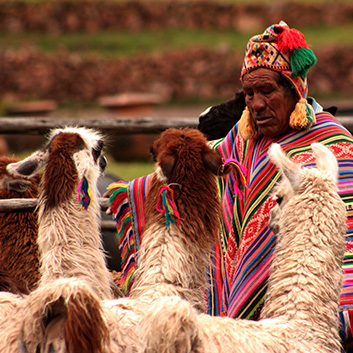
268 143 303 191
311 143 338 181
5 178 32 192
159 154 176 180
202 148 224 175
7 148 50 178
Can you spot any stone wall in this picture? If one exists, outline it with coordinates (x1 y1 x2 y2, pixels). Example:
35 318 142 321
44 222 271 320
0 1 353 104
1 46 353 103
0 1 352 33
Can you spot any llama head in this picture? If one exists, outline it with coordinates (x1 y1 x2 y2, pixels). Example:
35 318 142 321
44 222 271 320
150 127 228 184
20 278 109 353
268 143 339 234
198 90 246 140
0 156 38 196
6 127 106 209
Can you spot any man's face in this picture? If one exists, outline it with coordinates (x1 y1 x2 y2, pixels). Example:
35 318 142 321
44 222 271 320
242 68 298 138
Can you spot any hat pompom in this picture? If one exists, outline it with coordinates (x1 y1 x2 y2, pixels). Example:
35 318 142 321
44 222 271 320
277 27 308 53
290 47 317 79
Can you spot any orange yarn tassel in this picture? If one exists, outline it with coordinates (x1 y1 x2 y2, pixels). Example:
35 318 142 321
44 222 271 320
238 107 258 140
289 98 316 130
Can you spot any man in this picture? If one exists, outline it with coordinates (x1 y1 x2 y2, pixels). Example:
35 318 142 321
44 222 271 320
107 21 353 347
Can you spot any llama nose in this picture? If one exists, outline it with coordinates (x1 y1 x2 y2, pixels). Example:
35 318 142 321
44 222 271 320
99 155 107 172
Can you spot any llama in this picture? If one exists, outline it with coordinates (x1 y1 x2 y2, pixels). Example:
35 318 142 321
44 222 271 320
0 269 29 294
141 142 346 353
198 90 245 140
3 127 239 353
127 127 236 312
0 155 122 296
6 126 114 301
0 156 41 292
0 277 111 353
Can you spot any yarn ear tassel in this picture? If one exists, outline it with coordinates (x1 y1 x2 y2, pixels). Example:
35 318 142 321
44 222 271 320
223 158 247 199
289 98 316 131
77 176 92 210
238 107 259 140
156 185 181 228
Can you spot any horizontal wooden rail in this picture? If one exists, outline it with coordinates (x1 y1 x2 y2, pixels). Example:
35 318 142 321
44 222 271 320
0 116 199 134
0 115 352 134
0 198 116 230
0 197 110 212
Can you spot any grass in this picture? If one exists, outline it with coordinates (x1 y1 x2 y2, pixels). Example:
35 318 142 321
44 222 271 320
1 24 353 58
105 156 155 181
0 29 249 58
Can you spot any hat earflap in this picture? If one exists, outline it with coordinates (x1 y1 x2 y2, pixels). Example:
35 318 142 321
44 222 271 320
238 106 259 140
289 98 316 130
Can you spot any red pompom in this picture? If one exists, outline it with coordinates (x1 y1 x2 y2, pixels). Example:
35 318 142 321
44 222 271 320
277 27 308 53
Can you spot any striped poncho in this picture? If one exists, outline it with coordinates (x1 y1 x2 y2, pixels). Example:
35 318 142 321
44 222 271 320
108 112 353 341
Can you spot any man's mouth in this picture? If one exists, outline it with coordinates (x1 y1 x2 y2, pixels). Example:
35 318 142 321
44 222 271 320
255 116 272 125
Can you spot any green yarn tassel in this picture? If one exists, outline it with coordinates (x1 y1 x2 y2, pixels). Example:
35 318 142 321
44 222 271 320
305 100 316 125
290 47 317 79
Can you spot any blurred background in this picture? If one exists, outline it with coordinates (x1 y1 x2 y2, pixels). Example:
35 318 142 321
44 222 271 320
0 0 353 179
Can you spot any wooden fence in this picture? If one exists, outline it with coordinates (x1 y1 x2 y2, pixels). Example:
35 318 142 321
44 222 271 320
0 115 199 230
0 114 352 225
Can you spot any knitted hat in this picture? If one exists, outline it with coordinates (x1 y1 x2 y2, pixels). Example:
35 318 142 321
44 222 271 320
238 21 318 140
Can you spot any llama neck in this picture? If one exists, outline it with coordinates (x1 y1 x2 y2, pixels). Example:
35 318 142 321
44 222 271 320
130 179 219 311
261 185 346 343
131 221 210 311
37 185 112 300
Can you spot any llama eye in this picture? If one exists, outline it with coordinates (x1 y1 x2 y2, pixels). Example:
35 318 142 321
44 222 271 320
92 140 104 162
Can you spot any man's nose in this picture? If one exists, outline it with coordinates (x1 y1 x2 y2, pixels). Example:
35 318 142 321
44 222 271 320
251 94 266 113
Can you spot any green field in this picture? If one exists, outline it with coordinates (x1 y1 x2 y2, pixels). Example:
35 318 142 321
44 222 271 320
1 24 353 58
105 157 154 180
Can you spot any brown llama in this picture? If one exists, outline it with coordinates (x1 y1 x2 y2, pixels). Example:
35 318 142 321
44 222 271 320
129 127 235 312
141 142 346 353
0 156 41 292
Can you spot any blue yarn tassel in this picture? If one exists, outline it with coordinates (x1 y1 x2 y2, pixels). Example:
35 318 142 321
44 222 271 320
77 176 92 210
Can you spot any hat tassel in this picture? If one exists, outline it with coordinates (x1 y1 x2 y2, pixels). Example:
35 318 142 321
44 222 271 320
238 107 259 140
289 98 316 130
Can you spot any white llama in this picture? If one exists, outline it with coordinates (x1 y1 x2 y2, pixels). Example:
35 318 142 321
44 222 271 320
141 142 346 353
6 127 114 300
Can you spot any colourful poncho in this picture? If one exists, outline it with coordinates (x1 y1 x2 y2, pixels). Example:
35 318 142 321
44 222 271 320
108 112 353 341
